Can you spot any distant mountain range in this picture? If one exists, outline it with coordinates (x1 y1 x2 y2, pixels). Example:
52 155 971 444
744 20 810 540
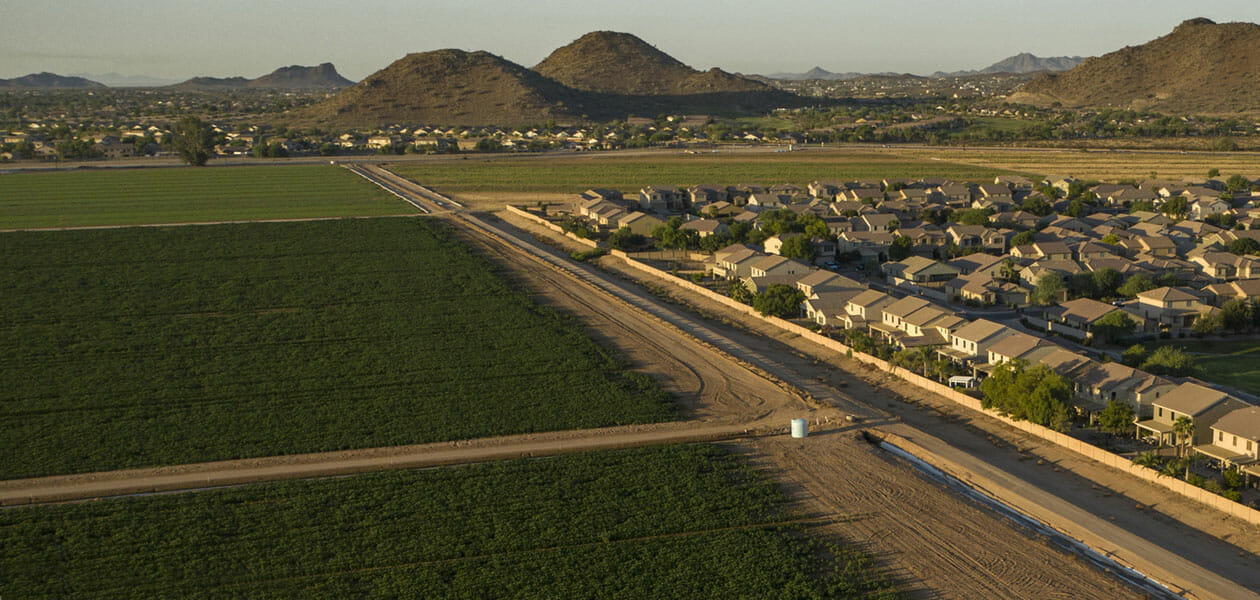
71 72 179 87
293 31 806 128
1009 18 1260 116
0 72 105 88
169 63 354 90
765 53 1085 81
0 64 353 90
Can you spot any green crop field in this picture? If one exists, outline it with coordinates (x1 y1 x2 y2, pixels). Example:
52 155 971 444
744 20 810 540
0 165 412 229
389 149 1022 197
0 217 674 479
0 444 901 599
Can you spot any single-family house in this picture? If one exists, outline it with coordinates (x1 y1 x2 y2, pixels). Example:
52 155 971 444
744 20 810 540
1194 406 1260 477
1137 382 1250 447
639 186 685 212
884 256 960 288
938 319 1015 364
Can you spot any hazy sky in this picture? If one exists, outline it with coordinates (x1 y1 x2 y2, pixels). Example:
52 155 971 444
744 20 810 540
3 0 1258 82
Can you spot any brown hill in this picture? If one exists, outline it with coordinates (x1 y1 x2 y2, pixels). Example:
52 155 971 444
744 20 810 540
1008 18 1260 115
0 72 105 88
533 31 770 95
248 63 353 89
292 49 591 128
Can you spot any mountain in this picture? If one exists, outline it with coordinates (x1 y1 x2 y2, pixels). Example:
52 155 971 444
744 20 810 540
292 49 590 128
71 72 178 87
532 31 769 95
979 53 1083 74
296 32 810 127
0 72 104 88
764 67 894 81
169 63 354 90
170 76 250 90
248 63 354 89
1008 18 1260 115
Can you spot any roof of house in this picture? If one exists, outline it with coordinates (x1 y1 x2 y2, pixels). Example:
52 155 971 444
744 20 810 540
1212 407 1260 440
680 218 723 232
1155 382 1232 416
1057 297 1119 324
951 319 1011 344
1137 287 1201 303
848 289 894 308
987 332 1050 360
883 296 931 318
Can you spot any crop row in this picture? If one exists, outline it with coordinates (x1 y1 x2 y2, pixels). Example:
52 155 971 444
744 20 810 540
0 444 902 599
0 165 410 228
389 152 1016 195
0 217 674 478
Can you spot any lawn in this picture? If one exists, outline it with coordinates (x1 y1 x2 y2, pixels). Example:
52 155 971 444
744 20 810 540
388 149 1022 197
1152 339 1260 396
0 217 675 478
0 444 901 599
0 165 412 228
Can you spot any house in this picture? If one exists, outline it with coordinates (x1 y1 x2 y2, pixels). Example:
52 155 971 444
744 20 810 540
1189 252 1260 281
976 183 1013 203
974 332 1054 378
808 180 846 199
747 192 793 209
859 213 899 232
679 219 728 238
873 296 960 347
763 233 800 256
639 185 685 212
1041 297 1125 340
688 184 729 206
710 245 762 279
1203 279 1260 306
1133 287 1216 331
938 319 1015 364
1031 241 1072 261
1137 382 1250 447
749 255 810 278
947 253 1005 276
617 212 664 237
797 270 863 299
804 289 866 327
884 256 960 288
843 290 896 330
1194 406 1260 477
1071 363 1175 417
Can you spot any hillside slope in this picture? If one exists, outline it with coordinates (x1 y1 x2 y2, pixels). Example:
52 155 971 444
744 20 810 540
0 73 105 88
1008 19 1260 115
533 31 770 95
249 63 354 89
292 49 590 127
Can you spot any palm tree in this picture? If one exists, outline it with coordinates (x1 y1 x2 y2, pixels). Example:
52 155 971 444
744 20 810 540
1173 416 1195 459
914 346 935 378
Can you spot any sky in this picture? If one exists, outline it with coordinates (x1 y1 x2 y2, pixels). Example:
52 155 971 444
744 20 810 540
3 0 1259 83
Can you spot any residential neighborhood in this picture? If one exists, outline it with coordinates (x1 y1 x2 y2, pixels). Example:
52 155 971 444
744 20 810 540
546 170 1260 495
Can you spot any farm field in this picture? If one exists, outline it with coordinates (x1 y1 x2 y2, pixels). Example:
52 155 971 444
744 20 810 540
0 165 411 229
388 148 1023 203
0 217 674 479
900 147 1260 183
0 444 901 599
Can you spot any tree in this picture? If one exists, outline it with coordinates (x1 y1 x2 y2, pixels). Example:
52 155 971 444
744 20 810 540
1225 174 1251 195
780 235 817 263
1101 233 1119 245
607 226 645 251
1227 237 1260 256
1117 273 1155 297
1098 400 1135 436
1173 416 1195 462
888 235 913 261
1208 168 1221 178
727 280 754 304
1091 268 1123 299
1092 310 1136 344
1120 344 1148 367
979 360 1071 431
1140 346 1197 377
1192 311 1223 335
953 208 992 226
1160 196 1188 220
171 116 214 166
1031 272 1064 306
752 284 805 318
1020 196 1052 217
1010 230 1036 247
1220 298 1252 332
474 138 502 152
